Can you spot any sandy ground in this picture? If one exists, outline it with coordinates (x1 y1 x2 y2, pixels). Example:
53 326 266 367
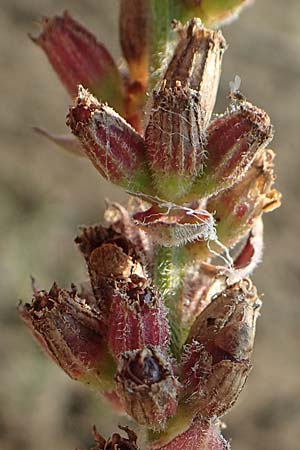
1 1 300 449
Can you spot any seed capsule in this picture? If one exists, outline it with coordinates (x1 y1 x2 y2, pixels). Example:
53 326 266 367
108 283 170 357
180 279 261 418
116 346 179 429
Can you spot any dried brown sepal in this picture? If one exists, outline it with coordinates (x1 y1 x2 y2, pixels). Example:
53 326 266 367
163 19 226 130
67 86 152 193
145 81 206 199
116 346 179 430
19 283 113 390
180 279 261 418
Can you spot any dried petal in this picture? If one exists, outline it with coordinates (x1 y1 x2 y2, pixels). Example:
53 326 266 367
31 11 124 112
180 279 261 418
201 217 265 285
67 86 153 193
19 283 115 390
116 346 179 429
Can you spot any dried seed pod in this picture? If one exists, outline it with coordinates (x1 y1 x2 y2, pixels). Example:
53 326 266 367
187 100 274 200
67 86 153 193
116 346 179 429
19 283 114 391
163 19 226 130
133 201 216 247
180 279 261 418
31 11 124 112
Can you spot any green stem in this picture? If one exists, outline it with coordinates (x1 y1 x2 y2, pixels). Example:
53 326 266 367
149 1 185 89
148 404 195 446
153 246 188 358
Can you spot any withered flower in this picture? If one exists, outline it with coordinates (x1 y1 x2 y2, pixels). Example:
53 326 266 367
116 346 179 430
19 283 115 391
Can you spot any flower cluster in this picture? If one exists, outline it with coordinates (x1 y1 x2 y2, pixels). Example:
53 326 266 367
21 2 280 449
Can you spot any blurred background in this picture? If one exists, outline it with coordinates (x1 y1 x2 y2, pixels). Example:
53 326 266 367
1 1 299 449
